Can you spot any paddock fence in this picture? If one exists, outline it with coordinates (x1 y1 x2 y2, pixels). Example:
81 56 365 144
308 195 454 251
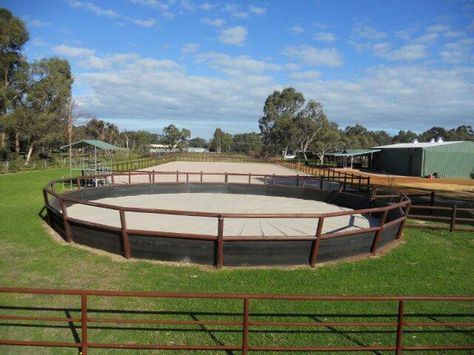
0 287 472 354
372 188 474 233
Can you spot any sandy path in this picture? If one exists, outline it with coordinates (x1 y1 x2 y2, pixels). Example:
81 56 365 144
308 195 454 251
67 193 377 237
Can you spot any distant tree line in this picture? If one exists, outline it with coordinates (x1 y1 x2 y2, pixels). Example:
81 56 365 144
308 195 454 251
256 87 473 161
1 9 471 164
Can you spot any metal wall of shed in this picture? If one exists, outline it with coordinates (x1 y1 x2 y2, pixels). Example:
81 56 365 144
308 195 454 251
422 141 474 178
372 148 423 176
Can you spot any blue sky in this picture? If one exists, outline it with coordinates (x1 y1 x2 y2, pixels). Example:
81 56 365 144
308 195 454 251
3 0 474 138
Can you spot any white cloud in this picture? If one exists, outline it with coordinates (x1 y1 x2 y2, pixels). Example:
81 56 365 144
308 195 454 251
285 45 343 67
314 32 336 42
219 26 247 46
352 23 386 40
440 38 474 63
223 4 248 19
288 25 304 34
289 71 321 81
201 18 225 27
53 45 95 57
249 5 266 15
373 43 428 61
30 19 51 28
181 43 200 54
130 18 157 27
444 31 464 38
291 65 474 132
52 44 141 69
130 0 169 11
69 0 157 27
195 52 281 75
426 24 450 33
415 33 438 43
56 44 473 136
69 0 120 18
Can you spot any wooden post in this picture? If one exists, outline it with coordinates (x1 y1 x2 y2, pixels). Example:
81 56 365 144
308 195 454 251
319 176 323 190
119 209 131 259
397 203 411 240
148 172 152 185
430 191 435 215
152 170 155 184
272 174 275 185
248 173 251 184
128 170 131 185
395 300 405 355
216 215 224 268
370 209 388 253
76 177 81 191
450 205 457 232
176 170 179 183
309 217 324 267
60 199 73 243
296 174 299 187
186 173 189 184
242 298 250 355
111 173 115 186
343 176 347 192
200 171 203 183
225 172 228 184
81 294 88 355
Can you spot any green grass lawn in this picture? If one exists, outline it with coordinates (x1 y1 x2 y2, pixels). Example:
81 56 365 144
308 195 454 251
0 168 473 354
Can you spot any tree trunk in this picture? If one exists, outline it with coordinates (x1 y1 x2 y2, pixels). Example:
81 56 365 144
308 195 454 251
15 131 20 153
26 144 34 164
319 154 324 164
0 130 5 149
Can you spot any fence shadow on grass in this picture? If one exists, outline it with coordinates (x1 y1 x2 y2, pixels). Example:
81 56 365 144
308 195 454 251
1 304 472 354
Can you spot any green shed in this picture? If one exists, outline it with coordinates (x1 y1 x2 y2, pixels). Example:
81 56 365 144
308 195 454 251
372 141 474 178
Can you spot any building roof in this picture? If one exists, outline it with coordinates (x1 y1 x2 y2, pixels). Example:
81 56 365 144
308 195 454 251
326 149 381 157
373 141 463 149
60 139 122 150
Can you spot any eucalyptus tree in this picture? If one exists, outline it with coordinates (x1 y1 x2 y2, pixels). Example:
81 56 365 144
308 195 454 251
259 87 337 160
258 87 304 154
0 8 29 150
162 124 190 150
22 57 73 162
211 128 233 153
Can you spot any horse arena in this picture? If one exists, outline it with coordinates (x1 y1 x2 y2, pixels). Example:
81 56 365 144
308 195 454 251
43 162 410 267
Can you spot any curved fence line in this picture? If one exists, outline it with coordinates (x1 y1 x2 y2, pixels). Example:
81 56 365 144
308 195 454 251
42 171 411 268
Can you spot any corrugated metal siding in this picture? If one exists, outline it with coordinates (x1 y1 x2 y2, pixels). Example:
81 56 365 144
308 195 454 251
372 148 423 176
423 141 474 178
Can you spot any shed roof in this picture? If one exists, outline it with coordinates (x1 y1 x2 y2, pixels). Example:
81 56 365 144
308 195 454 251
326 149 381 157
374 141 463 149
60 139 122 150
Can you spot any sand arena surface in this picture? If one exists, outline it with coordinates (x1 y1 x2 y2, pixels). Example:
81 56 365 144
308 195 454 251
67 192 377 237
68 162 376 237
113 161 308 184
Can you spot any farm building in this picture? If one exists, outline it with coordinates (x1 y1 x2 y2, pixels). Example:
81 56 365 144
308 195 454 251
371 141 474 178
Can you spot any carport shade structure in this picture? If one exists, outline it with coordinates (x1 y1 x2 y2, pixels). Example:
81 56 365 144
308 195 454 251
60 139 123 179
325 149 381 169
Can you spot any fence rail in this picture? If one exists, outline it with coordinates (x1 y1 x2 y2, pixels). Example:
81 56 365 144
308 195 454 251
276 160 371 192
372 188 474 232
0 287 472 354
